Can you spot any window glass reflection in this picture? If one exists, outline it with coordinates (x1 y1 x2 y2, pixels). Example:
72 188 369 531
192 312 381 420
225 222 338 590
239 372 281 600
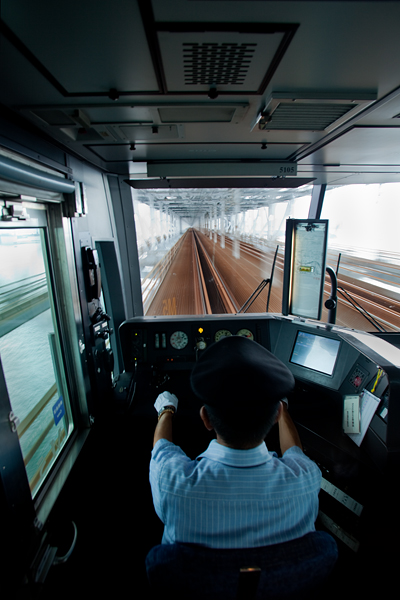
0 228 74 497
321 184 400 332
131 187 313 316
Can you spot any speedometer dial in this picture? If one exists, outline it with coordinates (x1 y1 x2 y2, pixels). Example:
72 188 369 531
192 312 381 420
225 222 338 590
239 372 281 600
214 329 232 342
170 331 189 349
236 328 254 340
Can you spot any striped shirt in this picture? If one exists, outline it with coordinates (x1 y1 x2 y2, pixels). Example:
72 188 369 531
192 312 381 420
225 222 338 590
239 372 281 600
150 439 321 548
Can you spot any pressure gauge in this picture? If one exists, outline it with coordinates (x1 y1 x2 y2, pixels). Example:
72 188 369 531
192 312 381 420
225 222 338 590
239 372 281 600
236 328 254 340
214 329 232 342
170 331 189 350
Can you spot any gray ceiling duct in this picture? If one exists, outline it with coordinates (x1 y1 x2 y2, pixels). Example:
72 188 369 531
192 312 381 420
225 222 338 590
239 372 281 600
0 155 75 194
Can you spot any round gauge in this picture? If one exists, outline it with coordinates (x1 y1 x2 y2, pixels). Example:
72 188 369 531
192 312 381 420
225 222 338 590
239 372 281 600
196 338 207 350
170 331 189 350
214 329 232 342
236 328 254 340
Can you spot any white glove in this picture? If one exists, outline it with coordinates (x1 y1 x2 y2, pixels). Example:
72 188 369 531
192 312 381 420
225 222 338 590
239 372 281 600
154 391 179 413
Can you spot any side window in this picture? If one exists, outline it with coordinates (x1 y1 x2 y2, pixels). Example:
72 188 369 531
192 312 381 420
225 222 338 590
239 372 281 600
0 228 74 498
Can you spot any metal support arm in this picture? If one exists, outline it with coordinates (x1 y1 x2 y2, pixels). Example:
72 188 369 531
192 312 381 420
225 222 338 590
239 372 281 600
325 266 338 324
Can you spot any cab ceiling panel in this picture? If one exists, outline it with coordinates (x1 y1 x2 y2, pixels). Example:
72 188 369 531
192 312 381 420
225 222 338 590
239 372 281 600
24 103 249 127
0 36 64 106
22 103 251 148
1 1 159 97
1 3 298 98
155 22 298 95
20 102 248 136
127 178 314 190
88 142 306 163
300 127 400 168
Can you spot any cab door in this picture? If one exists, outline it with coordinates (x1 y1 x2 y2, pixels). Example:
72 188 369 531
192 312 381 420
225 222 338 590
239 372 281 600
0 202 77 500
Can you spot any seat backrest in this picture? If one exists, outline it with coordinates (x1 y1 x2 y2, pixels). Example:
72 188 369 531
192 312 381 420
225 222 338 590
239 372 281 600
145 531 338 600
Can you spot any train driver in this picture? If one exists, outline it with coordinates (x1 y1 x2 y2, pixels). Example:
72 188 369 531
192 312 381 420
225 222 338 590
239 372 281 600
150 335 321 548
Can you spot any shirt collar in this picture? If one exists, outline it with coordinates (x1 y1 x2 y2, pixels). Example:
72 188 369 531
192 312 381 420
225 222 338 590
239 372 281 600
197 439 273 467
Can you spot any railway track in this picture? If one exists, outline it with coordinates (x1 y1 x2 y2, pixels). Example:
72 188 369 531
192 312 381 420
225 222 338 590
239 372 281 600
145 229 400 333
146 229 237 316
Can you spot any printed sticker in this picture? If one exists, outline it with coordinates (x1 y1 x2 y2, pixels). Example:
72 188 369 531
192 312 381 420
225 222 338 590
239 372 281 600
52 396 65 426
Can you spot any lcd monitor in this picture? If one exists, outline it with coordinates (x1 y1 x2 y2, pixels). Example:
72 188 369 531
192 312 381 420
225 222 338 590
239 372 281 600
290 330 340 375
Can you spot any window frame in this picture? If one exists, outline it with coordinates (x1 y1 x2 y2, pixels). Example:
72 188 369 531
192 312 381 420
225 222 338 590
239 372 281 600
0 201 89 520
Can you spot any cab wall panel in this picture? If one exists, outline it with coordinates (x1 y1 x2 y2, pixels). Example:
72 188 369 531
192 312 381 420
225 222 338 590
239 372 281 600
67 155 115 240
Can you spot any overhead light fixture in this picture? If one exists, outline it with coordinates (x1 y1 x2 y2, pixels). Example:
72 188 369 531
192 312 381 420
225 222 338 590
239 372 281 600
130 143 136 151
261 142 268 150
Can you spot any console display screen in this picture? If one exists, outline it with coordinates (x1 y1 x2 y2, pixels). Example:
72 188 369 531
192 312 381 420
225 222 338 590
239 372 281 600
290 331 340 375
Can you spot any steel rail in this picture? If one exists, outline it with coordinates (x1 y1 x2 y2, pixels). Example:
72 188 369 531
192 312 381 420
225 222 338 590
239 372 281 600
192 231 212 314
193 230 238 313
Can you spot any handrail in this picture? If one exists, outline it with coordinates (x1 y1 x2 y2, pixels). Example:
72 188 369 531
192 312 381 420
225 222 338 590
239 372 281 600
0 273 47 306
0 274 49 335
28 427 66 493
17 382 58 438
23 417 54 467
0 272 46 292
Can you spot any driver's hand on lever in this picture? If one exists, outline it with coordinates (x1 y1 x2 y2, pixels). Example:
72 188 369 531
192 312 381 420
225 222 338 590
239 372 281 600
153 392 179 447
277 399 303 454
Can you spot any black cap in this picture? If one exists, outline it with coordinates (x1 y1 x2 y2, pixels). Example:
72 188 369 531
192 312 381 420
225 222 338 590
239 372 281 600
190 335 295 408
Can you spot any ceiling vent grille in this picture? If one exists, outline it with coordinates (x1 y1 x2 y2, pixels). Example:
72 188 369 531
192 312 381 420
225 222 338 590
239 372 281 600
261 103 356 130
256 93 376 132
156 24 298 94
183 43 256 86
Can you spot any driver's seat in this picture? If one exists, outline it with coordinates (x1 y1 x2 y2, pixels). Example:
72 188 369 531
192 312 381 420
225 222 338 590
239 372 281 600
145 530 338 599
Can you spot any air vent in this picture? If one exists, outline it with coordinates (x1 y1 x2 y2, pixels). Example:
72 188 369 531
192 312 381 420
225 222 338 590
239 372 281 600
182 43 256 86
261 103 356 130
156 24 298 94
257 92 376 132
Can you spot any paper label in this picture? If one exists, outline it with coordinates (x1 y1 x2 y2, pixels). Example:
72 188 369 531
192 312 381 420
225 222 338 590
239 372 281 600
343 395 360 433
346 390 380 446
